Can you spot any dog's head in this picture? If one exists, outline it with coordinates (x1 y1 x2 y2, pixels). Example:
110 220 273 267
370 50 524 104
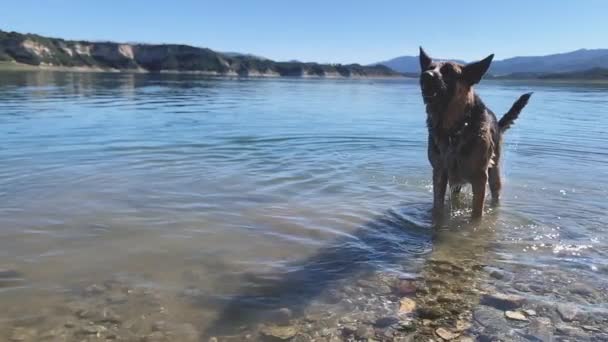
419 47 493 107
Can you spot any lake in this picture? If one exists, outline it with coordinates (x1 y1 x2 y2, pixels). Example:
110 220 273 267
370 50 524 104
0 71 607 341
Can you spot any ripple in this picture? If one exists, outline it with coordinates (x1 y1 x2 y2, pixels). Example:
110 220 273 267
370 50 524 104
0 73 607 338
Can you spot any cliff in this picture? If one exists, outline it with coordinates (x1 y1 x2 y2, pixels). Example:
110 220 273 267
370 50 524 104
0 30 399 78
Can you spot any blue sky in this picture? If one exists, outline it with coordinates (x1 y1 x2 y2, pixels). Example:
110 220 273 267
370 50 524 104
1 0 606 64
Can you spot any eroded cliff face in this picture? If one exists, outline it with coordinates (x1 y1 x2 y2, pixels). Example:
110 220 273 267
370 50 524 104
0 30 399 78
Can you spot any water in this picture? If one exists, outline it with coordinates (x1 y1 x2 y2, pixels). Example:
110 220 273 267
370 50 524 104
0 71 607 340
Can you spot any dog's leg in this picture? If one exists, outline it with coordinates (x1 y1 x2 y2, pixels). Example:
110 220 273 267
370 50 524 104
449 184 465 211
433 168 448 216
471 172 488 219
450 185 462 201
488 166 501 205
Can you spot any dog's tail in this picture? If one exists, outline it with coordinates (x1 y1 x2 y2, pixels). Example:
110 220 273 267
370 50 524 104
498 92 533 133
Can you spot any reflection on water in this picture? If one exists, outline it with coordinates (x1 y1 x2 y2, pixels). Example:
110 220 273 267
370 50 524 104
0 71 607 340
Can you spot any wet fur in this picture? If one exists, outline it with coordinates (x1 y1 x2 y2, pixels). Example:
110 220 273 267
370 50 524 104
419 48 532 219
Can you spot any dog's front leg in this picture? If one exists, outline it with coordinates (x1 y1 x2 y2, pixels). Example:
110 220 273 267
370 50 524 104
471 171 488 219
432 168 448 216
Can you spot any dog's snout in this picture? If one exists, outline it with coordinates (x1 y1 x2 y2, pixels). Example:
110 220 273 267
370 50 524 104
421 71 438 91
421 71 437 87
422 71 436 81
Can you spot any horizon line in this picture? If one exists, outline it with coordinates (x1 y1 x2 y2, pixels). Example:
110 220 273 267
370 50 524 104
2 27 606 66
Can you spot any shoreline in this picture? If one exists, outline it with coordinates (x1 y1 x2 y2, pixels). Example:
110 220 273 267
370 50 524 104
0 61 405 80
2 63 607 84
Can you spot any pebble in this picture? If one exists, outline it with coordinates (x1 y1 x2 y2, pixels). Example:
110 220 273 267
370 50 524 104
319 328 332 337
581 325 601 332
524 309 537 316
380 327 394 339
568 282 597 297
0 268 21 278
355 325 375 339
338 315 356 324
396 320 414 332
513 282 531 292
374 316 399 328
394 280 417 296
417 306 444 319
437 294 459 304
340 324 357 336
269 308 293 326
527 317 554 341
557 303 578 322
259 325 297 341
9 327 35 341
398 298 416 315
167 323 199 342
152 321 167 332
76 308 94 319
473 306 508 334
505 310 528 321
555 323 583 336
85 284 105 295
182 269 206 282
291 335 311 342
455 320 471 332
327 335 342 342
98 308 121 324
480 293 525 310
529 283 550 294
321 289 342 304
457 337 475 342
484 267 506 280
39 328 64 340
376 284 393 295
144 331 166 341
106 293 128 304
436 327 460 340
78 324 107 335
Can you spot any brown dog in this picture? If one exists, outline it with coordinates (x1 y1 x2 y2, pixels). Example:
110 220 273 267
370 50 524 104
419 47 532 219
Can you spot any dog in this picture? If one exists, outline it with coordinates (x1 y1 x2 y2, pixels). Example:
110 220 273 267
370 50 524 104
419 47 532 219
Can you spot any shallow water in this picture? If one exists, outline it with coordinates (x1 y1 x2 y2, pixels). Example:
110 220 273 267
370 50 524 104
0 71 607 340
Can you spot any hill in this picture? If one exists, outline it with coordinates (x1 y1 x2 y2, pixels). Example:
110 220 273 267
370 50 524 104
375 49 608 77
0 30 399 78
375 55 466 73
490 49 608 75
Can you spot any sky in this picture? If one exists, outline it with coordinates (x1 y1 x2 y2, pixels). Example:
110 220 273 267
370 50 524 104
1 0 607 64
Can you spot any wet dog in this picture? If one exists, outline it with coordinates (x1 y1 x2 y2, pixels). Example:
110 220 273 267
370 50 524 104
419 47 532 219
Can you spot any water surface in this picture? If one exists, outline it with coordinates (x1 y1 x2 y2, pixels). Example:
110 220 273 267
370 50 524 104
0 71 607 340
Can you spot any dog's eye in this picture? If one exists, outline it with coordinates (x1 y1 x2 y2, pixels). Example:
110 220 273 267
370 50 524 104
441 65 454 76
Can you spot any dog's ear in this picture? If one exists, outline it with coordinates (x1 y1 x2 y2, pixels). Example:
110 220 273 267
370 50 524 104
419 47 432 70
462 54 494 85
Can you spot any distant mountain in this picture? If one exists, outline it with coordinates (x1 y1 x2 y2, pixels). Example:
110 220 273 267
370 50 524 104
374 55 466 74
0 30 399 78
488 67 608 81
375 49 608 77
490 49 608 75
